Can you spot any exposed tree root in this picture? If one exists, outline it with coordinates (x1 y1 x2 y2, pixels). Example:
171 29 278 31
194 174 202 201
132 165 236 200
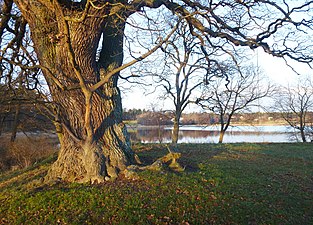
125 151 184 179
43 145 184 184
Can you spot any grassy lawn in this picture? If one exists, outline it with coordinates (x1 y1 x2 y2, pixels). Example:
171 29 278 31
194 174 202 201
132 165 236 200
0 143 312 224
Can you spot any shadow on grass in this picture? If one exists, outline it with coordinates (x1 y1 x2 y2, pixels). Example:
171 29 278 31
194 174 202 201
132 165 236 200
1 143 313 225
0 153 57 191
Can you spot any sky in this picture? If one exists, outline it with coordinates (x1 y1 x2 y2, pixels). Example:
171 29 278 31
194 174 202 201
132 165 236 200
120 1 313 112
120 48 313 111
256 49 312 85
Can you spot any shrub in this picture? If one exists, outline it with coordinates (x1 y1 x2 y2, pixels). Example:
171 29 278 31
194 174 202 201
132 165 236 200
0 134 58 172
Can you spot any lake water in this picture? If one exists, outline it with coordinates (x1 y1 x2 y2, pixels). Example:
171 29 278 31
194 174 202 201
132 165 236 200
128 125 300 143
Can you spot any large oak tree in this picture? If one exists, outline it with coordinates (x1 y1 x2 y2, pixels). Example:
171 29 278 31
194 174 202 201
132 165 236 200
1 0 313 183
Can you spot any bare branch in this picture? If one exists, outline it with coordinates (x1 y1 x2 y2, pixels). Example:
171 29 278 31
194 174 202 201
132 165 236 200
90 21 179 92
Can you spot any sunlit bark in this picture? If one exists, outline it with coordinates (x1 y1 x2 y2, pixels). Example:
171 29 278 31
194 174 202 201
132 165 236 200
12 0 136 182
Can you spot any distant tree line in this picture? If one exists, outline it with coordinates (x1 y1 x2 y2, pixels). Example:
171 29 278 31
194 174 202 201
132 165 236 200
122 109 290 126
122 108 147 121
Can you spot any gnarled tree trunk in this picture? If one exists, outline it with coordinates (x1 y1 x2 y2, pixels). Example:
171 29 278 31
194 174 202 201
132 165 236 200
172 115 180 144
15 1 136 183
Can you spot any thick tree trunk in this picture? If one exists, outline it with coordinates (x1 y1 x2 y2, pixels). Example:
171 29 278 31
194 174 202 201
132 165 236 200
45 83 135 183
172 117 180 144
299 116 307 142
0 115 5 136
10 104 20 142
15 1 136 183
218 116 230 143
218 130 225 143
300 128 307 142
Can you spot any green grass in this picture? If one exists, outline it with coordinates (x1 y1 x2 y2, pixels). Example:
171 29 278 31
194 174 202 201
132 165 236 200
1 143 312 224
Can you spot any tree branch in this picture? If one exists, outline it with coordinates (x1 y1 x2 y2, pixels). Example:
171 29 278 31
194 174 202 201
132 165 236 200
90 21 179 92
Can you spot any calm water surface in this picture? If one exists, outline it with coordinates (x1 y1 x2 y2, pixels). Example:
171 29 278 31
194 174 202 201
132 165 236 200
129 125 298 143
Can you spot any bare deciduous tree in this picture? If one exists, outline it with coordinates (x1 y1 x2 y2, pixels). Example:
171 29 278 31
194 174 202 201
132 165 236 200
154 22 215 145
1 0 313 183
198 65 275 143
273 77 313 142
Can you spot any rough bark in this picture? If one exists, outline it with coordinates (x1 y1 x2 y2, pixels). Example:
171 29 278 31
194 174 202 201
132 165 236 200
129 151 184 172
0 115 5 136
14 1 136 183
172 116 180 144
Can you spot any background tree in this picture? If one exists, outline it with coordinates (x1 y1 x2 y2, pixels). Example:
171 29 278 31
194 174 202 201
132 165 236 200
0 82 53 139
154 21 216 145
198 64 275 143
273 77 313 142
1 0 313 183
0 0 52 140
